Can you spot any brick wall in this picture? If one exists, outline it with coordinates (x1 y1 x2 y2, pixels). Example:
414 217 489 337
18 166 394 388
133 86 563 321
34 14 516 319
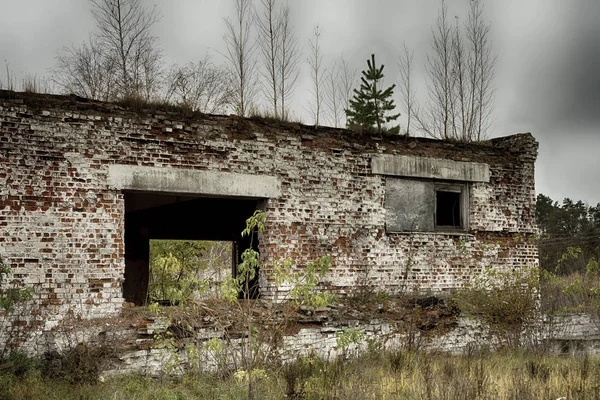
0 91 538 326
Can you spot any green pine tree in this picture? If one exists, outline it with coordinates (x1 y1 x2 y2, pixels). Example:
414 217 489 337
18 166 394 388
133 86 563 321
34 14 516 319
345 54 400 134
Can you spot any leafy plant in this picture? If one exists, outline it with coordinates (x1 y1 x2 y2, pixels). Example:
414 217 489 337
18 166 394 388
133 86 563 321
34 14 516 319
335 328 365 359
218 210 267 399
272 256 336 308
0 257 33 312
0 350 39 378
221 210 266 305
0 255 35 361
148 240 232 305
214 210 338 399
541 267 600 317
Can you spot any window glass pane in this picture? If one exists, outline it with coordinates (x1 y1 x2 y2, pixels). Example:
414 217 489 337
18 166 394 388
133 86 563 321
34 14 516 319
385 178 435 232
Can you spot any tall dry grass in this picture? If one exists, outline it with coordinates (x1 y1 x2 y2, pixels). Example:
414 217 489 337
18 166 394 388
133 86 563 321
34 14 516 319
2 349 600 399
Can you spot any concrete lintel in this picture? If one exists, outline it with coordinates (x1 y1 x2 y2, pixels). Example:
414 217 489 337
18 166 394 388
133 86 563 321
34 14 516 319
108 165 281 198
372 154 490 183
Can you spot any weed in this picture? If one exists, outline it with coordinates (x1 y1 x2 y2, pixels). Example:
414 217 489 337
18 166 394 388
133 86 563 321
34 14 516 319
452 266 539 348
0 255 36 360
0 257 33 313
42 342 113 384
2 349 600 399
0 350 39 378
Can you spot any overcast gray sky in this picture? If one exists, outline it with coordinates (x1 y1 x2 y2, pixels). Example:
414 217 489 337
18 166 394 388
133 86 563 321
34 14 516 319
1 0 599 205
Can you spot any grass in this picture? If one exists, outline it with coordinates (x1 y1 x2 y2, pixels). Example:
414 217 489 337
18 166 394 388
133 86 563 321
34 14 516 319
541 271 600 315
2 270 600 399
2 349 600 399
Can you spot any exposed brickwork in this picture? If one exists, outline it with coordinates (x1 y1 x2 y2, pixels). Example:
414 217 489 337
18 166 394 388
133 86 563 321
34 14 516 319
0 91 538 329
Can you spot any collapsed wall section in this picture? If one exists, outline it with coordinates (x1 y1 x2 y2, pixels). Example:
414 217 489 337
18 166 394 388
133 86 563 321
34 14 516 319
0 91 538 327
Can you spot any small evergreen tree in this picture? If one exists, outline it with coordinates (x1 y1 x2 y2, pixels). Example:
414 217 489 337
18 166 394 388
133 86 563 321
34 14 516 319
345 54 400 134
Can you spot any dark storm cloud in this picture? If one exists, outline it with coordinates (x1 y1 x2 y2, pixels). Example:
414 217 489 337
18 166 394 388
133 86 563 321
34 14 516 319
553 21 600 129
1 0 599 202
506 1 600 133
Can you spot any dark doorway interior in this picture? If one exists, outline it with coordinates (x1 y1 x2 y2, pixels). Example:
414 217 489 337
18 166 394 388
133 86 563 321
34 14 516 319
123 192 261 305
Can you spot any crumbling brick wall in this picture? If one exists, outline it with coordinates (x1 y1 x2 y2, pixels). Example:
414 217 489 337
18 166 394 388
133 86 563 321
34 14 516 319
0 91 538 329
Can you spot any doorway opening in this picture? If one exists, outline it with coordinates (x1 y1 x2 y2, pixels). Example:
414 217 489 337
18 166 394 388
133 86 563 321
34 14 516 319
123 192 262 305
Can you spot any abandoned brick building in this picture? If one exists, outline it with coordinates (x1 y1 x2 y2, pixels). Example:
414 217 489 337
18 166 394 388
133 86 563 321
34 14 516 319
0 91 538 327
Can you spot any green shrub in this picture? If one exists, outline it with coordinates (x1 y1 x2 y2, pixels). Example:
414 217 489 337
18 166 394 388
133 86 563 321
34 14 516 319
540 269 600 316
42 343 113 384
0 256 33 312
452 266 539 348
272 255 336 308
0 350 39 378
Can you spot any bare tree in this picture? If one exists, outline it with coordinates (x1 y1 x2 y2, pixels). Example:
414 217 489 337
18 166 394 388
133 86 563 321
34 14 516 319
90 0 163 100
324 63 342 128
52 36 116 100
307 25 325 126
277 3 300 120
1 61 52 93
165 57 235 114
416 0 495 141
223 0 258 117
466 0 496 141
450 14 467 139
398 42 415 136
338 56 357 127
137 38 164 101
20 75 53 94
256 0 280 117
324 55 356 128
417 0 453 139
1 60 15 91
255 0 300 120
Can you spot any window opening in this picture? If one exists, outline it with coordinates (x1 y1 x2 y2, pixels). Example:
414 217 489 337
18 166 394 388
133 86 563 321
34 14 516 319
384 178 469 233
435 189 462 228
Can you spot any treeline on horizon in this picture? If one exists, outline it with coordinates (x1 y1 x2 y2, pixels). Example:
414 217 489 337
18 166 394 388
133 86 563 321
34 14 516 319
536 193 600 276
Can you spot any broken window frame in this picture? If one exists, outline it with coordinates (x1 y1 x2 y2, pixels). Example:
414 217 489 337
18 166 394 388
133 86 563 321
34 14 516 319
434 183 469 232
383 178 469 234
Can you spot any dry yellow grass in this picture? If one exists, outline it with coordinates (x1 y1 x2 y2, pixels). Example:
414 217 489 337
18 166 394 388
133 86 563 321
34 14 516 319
2 349 600 399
